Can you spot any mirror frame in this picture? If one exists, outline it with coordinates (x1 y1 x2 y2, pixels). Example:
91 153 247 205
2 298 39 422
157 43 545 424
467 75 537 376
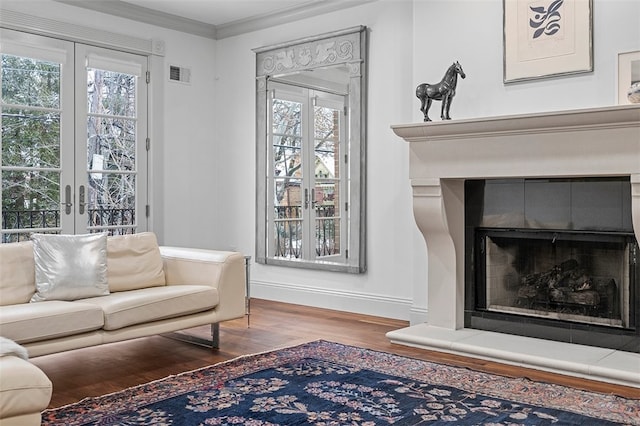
254 26 367 273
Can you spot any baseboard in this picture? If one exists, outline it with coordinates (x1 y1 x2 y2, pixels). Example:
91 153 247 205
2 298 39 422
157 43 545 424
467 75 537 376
409 307 428 325
250 279 412 320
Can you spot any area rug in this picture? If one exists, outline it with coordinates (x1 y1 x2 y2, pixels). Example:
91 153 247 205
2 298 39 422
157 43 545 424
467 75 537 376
42 340 639 425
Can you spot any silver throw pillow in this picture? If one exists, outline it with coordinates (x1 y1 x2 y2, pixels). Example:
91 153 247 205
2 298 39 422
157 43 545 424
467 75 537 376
30 233 109 302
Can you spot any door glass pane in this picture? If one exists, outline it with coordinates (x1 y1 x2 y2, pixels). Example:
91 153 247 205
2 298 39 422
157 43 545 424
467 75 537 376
273 142 302 178
1 54 62 242
86 68 138 235
272 98 301 136
274 178 303 259
315 182 340 257
87 172 135 228
2 108 60 168
1 55 60 108
87 116 135 170
87 70 136 117
1 170 60 242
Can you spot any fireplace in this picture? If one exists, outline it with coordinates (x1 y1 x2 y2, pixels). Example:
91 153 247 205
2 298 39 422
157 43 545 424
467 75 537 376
465 178 638 352
388 105 640 387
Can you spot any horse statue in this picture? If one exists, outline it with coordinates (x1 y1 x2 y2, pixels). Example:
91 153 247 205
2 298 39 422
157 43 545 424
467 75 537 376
416 61 466 122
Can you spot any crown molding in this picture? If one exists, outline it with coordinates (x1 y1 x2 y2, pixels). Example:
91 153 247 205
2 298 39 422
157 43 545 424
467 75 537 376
53 0 377 40
54 0 217 39
215 0 376 40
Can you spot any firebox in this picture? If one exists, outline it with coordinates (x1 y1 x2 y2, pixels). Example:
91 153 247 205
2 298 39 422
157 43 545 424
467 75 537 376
465 178 639 353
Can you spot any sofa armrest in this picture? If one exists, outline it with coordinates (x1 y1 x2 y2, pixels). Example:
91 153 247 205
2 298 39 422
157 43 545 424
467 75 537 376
159 247 246 322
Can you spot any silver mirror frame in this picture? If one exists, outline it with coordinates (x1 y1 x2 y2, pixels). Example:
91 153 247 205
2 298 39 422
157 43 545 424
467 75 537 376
254 26 367 273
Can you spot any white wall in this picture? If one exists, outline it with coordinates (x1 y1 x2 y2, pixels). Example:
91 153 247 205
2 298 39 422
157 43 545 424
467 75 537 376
412 0 640 120
213 0 640 322
214 1 422 320
4 0 639 322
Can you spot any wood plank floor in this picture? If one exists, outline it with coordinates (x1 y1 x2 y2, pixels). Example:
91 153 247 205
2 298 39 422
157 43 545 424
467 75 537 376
31 298 639 409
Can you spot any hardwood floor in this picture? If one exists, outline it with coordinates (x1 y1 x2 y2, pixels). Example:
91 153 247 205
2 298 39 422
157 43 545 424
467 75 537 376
31 298 639 409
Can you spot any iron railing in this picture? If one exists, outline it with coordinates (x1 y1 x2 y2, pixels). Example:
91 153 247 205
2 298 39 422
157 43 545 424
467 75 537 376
274 205 339 258
1 208 136 243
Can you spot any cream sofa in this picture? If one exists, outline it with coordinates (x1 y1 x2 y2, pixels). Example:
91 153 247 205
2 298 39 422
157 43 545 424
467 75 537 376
0 338 52 426
0 232 246 425
0 232 246 357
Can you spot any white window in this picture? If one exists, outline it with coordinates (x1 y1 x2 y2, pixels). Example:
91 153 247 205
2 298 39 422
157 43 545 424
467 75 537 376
1 29 149 242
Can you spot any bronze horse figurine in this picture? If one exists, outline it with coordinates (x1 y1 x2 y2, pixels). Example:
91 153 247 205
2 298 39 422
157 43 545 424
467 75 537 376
416 61 465 121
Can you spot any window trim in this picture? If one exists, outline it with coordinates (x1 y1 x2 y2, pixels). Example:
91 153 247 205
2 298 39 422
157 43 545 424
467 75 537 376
254 26 367 273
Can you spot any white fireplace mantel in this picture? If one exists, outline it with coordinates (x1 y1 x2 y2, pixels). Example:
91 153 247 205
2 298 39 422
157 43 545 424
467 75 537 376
392 104 640 182
387 105 640 387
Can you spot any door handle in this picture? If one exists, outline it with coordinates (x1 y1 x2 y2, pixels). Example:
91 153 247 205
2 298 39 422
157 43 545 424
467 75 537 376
61 185 72 214
78 185 86 215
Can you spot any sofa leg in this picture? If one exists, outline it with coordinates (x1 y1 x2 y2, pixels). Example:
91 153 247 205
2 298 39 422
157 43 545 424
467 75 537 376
162 323 220 350
211 323 219 349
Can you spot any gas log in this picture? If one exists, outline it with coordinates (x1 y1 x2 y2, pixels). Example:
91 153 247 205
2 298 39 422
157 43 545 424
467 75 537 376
517 258 619 317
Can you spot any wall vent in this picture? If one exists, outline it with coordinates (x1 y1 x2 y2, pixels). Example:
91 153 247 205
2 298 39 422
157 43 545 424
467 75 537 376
169 65 191 84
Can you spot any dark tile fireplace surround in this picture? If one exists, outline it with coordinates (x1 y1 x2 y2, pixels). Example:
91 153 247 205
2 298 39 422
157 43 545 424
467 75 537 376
465 178 639 352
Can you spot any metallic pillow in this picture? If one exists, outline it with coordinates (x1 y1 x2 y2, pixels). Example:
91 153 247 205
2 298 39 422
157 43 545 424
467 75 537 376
30 233 109 302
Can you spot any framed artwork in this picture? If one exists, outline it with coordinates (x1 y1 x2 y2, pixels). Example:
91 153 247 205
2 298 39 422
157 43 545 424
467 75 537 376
503 0 593 83
617 51 640 105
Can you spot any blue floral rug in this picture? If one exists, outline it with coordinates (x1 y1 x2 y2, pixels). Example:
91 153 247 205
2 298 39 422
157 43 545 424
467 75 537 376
42 340 638 425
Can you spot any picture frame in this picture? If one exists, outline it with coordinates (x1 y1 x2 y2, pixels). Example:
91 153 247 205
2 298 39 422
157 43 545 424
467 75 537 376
617 51 640 105
503 0 593 83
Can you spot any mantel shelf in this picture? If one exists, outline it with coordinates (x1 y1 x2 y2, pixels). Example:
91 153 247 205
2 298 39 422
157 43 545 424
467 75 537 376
392 104 640 142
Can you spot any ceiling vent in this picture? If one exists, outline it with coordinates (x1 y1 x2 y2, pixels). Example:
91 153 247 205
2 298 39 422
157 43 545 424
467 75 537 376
169 65 191 84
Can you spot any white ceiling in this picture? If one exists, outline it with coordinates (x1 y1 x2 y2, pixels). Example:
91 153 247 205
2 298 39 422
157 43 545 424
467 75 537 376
53 0 375 39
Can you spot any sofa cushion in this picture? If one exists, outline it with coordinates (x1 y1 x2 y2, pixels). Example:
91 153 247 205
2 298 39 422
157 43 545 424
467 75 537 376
107 232 166 292
0 355 52 420
0 337 28 360
80 286 218 330
31 233 109 302
0 301 104 344
0 241 35 306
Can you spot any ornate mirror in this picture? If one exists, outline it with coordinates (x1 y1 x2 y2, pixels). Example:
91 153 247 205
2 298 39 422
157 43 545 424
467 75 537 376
254 26 367 273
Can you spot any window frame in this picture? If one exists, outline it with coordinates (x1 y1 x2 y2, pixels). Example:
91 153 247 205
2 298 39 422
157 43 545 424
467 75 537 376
254 26 367 273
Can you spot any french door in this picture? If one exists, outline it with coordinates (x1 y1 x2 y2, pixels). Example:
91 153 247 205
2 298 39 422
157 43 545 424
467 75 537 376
267 81 347 263
1 29 148 242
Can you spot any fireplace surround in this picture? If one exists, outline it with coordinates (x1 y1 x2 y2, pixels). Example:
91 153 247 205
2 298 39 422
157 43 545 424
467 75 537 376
388 105 640 387
467 177 638 352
